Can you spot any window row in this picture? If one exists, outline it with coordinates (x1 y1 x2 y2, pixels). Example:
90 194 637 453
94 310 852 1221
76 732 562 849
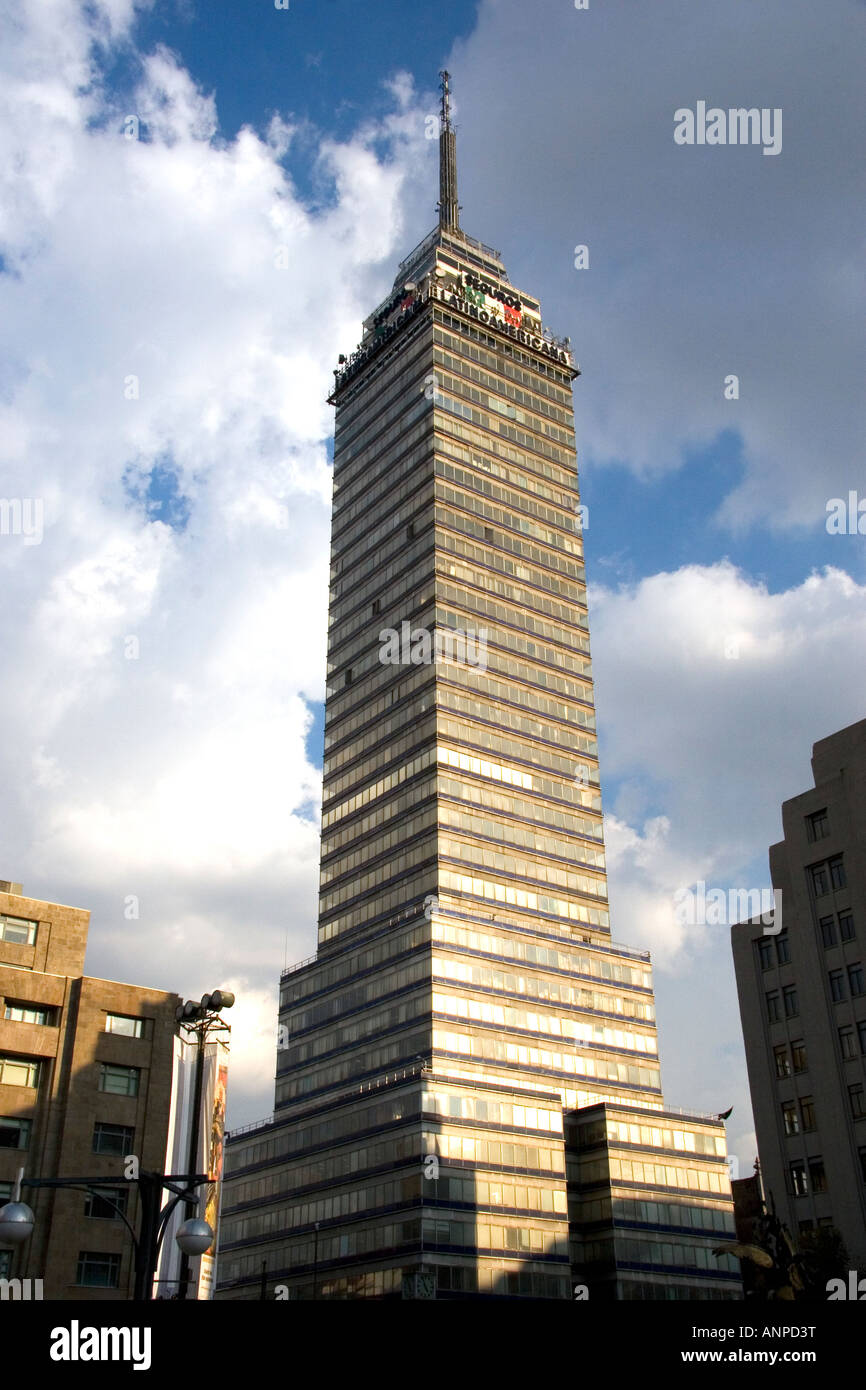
440 867 610 930
432 920 651 990
431 954 653 1022
782 1096 816 1136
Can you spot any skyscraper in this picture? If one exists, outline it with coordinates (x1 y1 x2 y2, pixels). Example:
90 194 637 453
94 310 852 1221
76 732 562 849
732 718 866 1269
217 75 739 1301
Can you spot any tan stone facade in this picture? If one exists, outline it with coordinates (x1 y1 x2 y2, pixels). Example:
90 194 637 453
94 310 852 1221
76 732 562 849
0 883 180 1298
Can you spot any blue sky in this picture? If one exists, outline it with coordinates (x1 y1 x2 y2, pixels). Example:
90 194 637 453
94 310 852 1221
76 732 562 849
1 0 864 1151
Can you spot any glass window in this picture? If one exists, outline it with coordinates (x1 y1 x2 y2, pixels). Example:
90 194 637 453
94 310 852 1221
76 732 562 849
848 964 864 997
849 1084 865 1119
773 1045 791 1078
790 1161 808 1196
858 1022 866 1057
782 986 798 1019
75 1251 121 1288
800 1098 816 1132
839 1027 856 1059
757 939 774 970
0 1055 40 1087
92 1122 135 1155
0 1116 31 1149
819 916 837 947
810 864 829 897
791 1040 807 1073
84 1187 129 1220
775 935 791 965
766 992 780 1023
806 809 829 842
839 912 855 942
782 1102 800 1136
0 914 37 946
808 1159 827 1194
98 1063 140 1097
104 1015 144 1038
829 856 846 891
829 970 846 1002
3 1002 52 1025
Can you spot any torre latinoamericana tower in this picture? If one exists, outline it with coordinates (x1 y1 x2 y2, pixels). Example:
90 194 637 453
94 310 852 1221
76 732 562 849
216 76 740 1302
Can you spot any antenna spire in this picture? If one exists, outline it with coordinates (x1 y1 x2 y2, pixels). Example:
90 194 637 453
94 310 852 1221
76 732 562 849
438 70 460 232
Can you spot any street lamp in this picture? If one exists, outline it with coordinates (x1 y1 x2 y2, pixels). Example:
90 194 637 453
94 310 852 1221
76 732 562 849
0 986 233 1301
174 988 234 1300
0 1172 212 1300
0 1201 34 1245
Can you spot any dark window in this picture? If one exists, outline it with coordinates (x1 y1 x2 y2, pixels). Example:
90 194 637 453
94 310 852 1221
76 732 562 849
371 598 381 616
790 1161 808 1196
756 939 778 973
819 915 837 947
98 1063 140 1097
766 991 781 1023
848 963 864 997
773 1045 790 1079
792 1040 808 1073
782 1102 800 1136
406 521 415 540
829 970 846 1002
93 1122 135 1155
800 1098 816 1132
859 1149 866 1183
839 912 856 942
758 939 774 969
829 856 846 891
0 1116 31 1150
798 1219 814 1235
783 986 799 1019
858 1022 866 1057
84 1187 129 1220
849 1084 866 1119
76 1251 121 1288
811 864 829 897
808 1159 827 1194
839 1027 857 1059
484 526 494 542
776 935 791 965
344 667 353 687
806 809 829 842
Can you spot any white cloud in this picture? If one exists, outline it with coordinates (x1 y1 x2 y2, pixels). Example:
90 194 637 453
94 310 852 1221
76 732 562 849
0 1 435 1126
589 561 866 1141
450 0 865 528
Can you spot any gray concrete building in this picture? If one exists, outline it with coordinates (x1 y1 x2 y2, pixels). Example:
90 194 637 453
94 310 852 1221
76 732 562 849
732 718 866 1268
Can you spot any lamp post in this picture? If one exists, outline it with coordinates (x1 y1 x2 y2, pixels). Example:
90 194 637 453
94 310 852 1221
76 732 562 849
174 989 234 1300
0 1169 212 1301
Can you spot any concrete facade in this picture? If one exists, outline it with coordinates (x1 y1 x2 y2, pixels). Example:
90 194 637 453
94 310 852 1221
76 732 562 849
732 719 866 1268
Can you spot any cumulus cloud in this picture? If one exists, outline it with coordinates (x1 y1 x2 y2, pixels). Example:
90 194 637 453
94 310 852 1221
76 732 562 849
448 0 865 529
589 561 866 1157
0 0 434 1124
